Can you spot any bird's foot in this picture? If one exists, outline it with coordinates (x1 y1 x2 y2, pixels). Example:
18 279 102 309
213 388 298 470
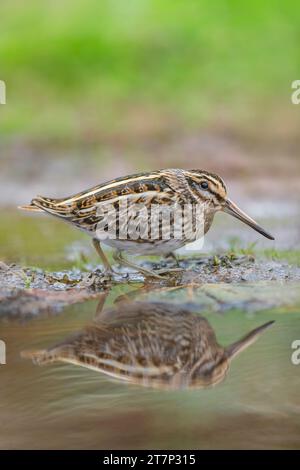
113 252 165 280
155 267 184 275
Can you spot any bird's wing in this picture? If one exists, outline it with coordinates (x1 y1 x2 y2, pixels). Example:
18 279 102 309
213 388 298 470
22 184 181 235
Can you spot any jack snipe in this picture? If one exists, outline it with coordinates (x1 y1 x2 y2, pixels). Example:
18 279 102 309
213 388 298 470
20 169 274 278
23 301 274 390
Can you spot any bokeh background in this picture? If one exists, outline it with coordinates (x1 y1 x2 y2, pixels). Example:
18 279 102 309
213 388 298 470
0 0 299 265
1 2 300 450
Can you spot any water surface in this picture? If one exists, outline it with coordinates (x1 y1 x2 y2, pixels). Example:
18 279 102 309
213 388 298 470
1 290 300 449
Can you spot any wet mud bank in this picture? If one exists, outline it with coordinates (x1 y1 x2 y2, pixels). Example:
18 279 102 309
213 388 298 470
1 255 299 319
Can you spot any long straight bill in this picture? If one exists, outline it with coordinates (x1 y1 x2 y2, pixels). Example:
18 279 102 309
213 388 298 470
223 199 274 240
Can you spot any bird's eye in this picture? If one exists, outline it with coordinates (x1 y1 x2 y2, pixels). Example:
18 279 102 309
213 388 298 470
200 181 209 190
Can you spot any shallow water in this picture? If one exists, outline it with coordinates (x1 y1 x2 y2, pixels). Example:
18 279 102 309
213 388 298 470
1 208 300 449
1 287 300 450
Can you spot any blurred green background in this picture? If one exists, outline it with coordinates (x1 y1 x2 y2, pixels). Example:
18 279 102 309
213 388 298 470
1 0 300 143
1 4 300 451
1 0 300 264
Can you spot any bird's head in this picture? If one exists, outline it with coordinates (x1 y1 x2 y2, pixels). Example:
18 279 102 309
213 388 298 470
186 170 274 240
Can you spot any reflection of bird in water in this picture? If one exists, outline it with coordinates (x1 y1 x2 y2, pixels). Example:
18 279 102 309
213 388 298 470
23 302 274 390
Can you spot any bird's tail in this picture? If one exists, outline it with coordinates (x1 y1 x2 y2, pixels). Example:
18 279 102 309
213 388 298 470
19 196 71 217
19 203 43 212
21 348 59 365
21 343 75 365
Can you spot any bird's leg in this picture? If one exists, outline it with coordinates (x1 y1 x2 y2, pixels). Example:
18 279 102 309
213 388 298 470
153 252 183 275
114 285 153 305
113 251 164 280
92 238 114 275
94 291 110 319
165 252 180 267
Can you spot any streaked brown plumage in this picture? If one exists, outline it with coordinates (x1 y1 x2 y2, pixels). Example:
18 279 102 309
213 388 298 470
22 301 274 390
20 169 274 278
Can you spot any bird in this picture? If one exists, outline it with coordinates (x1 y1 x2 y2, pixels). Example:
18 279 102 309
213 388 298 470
20 169 274 278
22 301 274 390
